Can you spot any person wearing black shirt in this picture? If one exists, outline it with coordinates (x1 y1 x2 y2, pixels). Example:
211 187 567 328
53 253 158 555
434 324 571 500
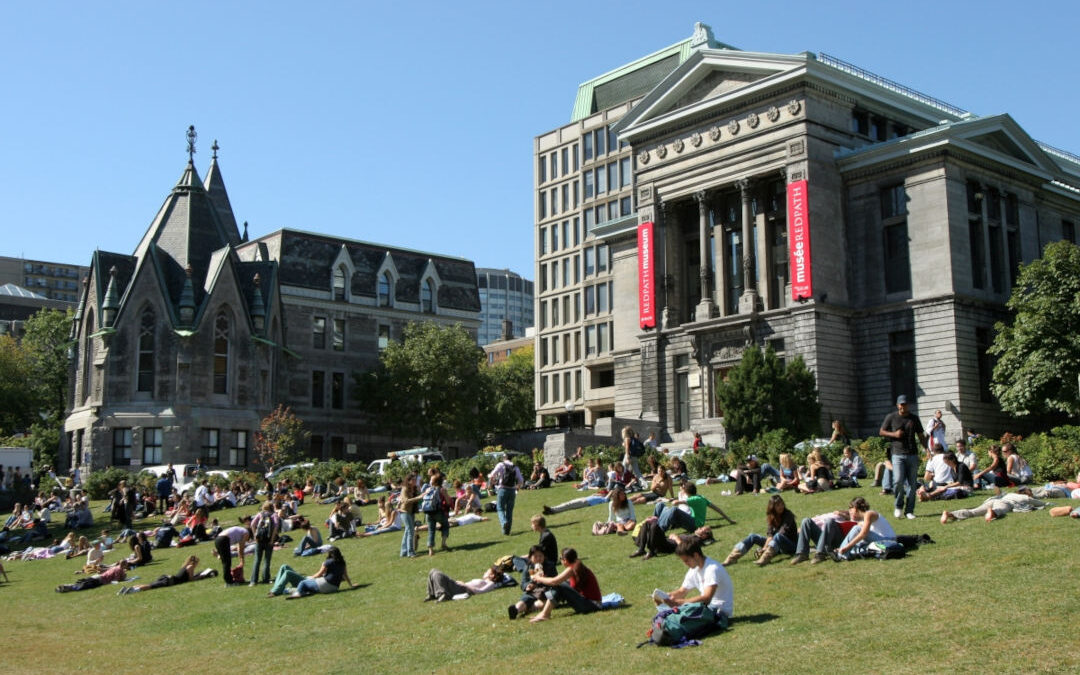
879 395 926 520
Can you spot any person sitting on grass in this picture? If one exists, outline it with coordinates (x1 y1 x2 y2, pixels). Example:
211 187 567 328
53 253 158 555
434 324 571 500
125 532 153 567
723 495 798 567
425 565 512 602
652 481 735 534
56 559 130 593
832 496 896 561
553 458 577 483
1003 443 1033 486
731 455 764 495
507 545 558 621
772 454 800 491
511 515 558 590
605 486 636 534
917 452 973 501
631 465 674 504
117 555 217 595
64 535 91 560
941 491 1049 523
838 446 867 484
575 458 604 490
630 521 712 560
294 518 323 557
652 536 733 630
268 546 357 599
526 548 602 623
973 444 1011 494
798 449 833 493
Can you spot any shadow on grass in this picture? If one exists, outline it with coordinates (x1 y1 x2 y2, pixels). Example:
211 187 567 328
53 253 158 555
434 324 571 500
343 583 372 592
450 541 498 553
729 612 779 626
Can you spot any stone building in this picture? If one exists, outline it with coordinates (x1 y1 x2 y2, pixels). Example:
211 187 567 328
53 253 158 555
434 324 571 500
534 23 1080 445
65 136 480 472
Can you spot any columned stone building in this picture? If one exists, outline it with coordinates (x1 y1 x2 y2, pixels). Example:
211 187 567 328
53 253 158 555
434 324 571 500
535 23 1080 443
65 136 480 472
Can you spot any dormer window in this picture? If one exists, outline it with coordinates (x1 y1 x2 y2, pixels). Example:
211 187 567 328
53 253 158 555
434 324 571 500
378 271 393 307
333 265 346 301
421 278 435 313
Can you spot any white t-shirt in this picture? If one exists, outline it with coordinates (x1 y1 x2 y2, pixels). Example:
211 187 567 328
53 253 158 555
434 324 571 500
925 454 954 485
680 556 733 618
958 450 978 471
193 485 210 507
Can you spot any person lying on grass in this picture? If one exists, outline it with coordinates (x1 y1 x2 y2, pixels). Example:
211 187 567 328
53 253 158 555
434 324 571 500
56 559 130 593
652 481 735 535
268 546 357 599
526 548 602 623
652 536 733 627
941 491 1048 523
425 565 512 602
117 555 218 594
630 521 712 560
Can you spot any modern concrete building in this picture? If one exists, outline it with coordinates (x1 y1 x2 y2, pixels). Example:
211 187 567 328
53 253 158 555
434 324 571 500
65 135 481 473
475 267 533 346
0 256 89 304
534 22 1080 446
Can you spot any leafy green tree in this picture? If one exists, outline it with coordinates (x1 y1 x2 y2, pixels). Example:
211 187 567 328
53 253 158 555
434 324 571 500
254 404 310 470
480 344 535 432
0 334 34 435
990 240 1080 417
714 344 821 441
355 322 486 446
22 309 73 421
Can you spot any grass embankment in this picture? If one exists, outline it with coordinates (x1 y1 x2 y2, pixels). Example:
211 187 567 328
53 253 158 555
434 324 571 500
2 484 1078 674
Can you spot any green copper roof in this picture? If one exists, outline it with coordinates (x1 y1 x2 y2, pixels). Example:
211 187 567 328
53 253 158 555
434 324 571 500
570 22 735 121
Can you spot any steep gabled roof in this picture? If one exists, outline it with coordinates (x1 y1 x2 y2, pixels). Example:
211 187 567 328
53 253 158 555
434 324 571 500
204 155 242 245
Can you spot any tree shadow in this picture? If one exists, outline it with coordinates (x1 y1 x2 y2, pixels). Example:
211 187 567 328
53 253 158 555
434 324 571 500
450 541 498 553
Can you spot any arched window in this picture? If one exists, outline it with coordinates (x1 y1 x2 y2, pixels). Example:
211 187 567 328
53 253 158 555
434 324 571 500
421 278 435 313
137 308 155 393
333 265 346 301
213 312 230 395
378 272 392 307
82 310 94 404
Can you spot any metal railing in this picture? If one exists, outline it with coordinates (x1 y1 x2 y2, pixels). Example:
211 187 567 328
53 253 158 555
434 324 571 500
817 52 969 119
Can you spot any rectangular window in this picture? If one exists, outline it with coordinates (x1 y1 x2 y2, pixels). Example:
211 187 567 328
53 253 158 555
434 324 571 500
621 196 632 216
538 227 546 255
550 151 557 178
538 191 546 220
584 171 594 199
332 319 344 352
552 336 559 365
551 260 558 290
309 435 324 460
331 372 344 409
230 430 248 467
608 201 619 221
561 147 569 177
331 437 344 460
584 248 595 276
550 190 558 216
562 258 569 287
539 301 547 330
575 331 581 360
312 371 325 408
538 155 547 183
598 322 609 354
313 316 326 349
575 370 582 398
540 338 548 367
889 330 916 405
574 293 581 322
969 217 986 290
975 327 995 403
880 184 906 219
607 162 618 193
597 283 609 314
573 254 580 284
583 209 593 229
595 128 606 156
562 221 569 250
1007 228 1021 288
202 428 220 466
143 427 162 465
596 167 607 194
539 264 547 292
112 428 133 465
551 224 559 252
585 325 596 355
562 296 570 325
1064 220 1076 244
585 285 595 315
597 244 609 272
620 157 631 187
552 299 559 325
564 371 571 400
562 184 569 212
540 375 548 405
607 126 618 153
378 324 390 351
572 143 579 170
596 205 606 224
583 133 593 161
883 222 911 293
573 217 580 246
573 181 579 208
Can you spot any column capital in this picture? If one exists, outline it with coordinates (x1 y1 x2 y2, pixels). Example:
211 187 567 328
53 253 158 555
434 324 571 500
777 166 788 181
736 178 752 199
695 190 708 212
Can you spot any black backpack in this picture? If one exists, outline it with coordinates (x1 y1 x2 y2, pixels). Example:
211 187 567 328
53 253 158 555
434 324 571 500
629 437 646 458
255 514 273 543
498 462 519 489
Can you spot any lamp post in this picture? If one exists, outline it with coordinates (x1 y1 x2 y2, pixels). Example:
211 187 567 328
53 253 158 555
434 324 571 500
565 402 575 431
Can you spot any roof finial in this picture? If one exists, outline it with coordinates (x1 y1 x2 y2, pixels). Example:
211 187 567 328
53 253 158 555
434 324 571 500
186 125 198 162
211 139 219 159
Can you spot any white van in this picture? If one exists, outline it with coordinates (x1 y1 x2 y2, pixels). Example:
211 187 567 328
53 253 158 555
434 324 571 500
142 464 230 495
367 448 445 477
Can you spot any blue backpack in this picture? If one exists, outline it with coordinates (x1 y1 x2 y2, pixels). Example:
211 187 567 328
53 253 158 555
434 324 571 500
639 602 724 647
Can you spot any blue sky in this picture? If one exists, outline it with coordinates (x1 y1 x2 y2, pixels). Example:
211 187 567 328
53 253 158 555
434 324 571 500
2 1 1078 280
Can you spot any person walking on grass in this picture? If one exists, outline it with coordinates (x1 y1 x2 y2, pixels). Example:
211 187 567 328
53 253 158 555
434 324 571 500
488 453 524 536
880 394 925 521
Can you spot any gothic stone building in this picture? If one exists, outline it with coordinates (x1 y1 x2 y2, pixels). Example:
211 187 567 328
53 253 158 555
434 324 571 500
534 23 1080 444
65 147 480 473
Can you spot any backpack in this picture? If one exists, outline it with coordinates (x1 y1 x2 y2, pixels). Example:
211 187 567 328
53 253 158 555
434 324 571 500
420 485 441 514
255 514 273 544
640 602 721 647
868 539 906 559
498 462 519 489
629 437 646 458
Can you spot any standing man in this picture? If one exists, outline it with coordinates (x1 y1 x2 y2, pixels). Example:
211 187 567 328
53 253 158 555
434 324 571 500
155 472 173 516
488 453 524 536
880 394 925 520
926 409 948 455
249 502 279 586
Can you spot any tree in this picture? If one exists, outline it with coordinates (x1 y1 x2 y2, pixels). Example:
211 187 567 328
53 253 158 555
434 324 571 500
479 345 535 432
714 344 821 441
0 334 34 435
22 309 73 421
990 240 1080 417
354 322 486 446
254 405 310 470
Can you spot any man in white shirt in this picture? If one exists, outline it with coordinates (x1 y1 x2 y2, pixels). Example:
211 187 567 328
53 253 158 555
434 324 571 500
926 409 948 453
922 447 955 490
193 480 211 509
653 536 733 622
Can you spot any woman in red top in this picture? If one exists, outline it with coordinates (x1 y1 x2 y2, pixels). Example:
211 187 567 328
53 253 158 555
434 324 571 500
528 548 602 623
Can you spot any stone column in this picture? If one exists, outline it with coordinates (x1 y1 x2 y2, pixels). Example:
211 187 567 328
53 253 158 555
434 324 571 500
979 183 992 292
737 179 759 313
695 190 715 321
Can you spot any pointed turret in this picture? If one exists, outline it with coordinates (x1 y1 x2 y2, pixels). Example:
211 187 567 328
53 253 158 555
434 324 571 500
178 264 196 327
251 273 266 333
102 266 120 327
204 139 242 245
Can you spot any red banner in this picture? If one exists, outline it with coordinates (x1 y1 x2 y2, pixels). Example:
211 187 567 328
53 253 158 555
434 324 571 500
638 221 656 328
787 180 812 302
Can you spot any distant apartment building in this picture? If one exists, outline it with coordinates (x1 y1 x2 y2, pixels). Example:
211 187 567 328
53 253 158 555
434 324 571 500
0 256 88 303
476 267 533 346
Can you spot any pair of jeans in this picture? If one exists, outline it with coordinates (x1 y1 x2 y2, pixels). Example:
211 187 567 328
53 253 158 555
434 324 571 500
512 555 531 590
252 542 272 584
426 510 449 550
653 502 695 532
293 535 319 556
795 517 844 555
214 535 233 583
496 488 516 535
270 564 305 596
735 531 796 555
892 454 920 514
544 582 599 614
761 464 781 482
400 512 416 557
624 455 644 482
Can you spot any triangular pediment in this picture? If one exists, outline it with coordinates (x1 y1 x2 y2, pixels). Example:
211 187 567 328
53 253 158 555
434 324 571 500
613 49 808 138
968 129 1038 166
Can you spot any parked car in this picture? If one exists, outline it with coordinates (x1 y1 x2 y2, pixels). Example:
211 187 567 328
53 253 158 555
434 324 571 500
265 462 315 481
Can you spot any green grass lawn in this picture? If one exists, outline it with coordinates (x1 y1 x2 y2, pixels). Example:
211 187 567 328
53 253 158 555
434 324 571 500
3 483 1079 674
